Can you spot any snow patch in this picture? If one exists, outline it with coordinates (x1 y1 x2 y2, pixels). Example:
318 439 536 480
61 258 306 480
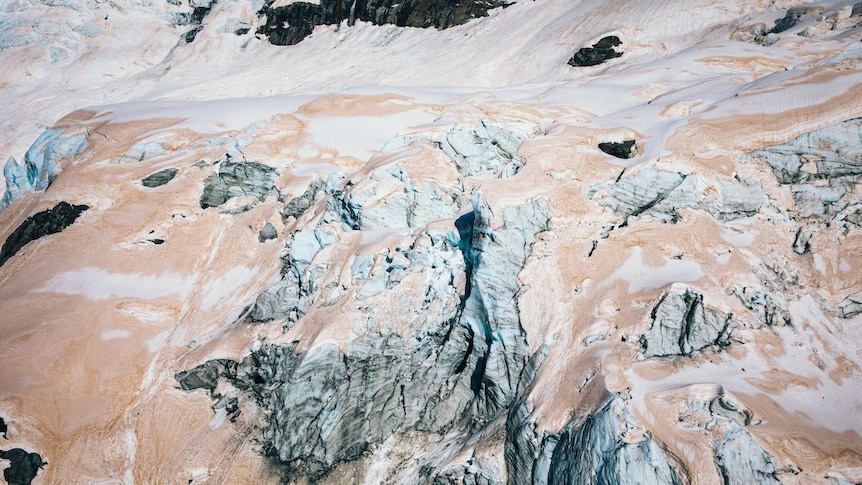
36 267 195 300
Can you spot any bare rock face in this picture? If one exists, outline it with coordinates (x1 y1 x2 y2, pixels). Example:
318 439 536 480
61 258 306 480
0 201 88 268
141 167 178 188
256 0 511 45
0 448 46 485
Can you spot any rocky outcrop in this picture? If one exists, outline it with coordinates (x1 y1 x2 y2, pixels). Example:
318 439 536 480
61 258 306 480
256 0 511 46
0 417 6 439
568 36 623 67
1 128 88 211
179 194 551 481
505 396 688 485
338 121 531 230
141 168 178 188
598 140 636 159
0 202 88 268
769 6 823 34
0 448 46 485
200 159 279 210
640 289 733 358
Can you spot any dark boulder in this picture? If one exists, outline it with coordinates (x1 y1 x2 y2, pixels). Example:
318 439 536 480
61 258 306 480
568 36 623 67
0 448 46 485
598 140 636 159
141 168 178 188
259 222 278 242
0 202 88 268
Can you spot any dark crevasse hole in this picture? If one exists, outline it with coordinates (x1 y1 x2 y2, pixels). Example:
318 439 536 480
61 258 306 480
0 201 88 268
185 25 204 43
0 448 46 485
598 140 636 159
454 210 476 300
568 35 623 67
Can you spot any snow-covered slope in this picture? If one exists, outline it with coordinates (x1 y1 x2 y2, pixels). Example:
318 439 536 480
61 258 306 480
1 0 861 483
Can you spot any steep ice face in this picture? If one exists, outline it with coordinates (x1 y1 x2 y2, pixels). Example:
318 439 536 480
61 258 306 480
179 192 551 482
0 129 87 211
506 396 687 485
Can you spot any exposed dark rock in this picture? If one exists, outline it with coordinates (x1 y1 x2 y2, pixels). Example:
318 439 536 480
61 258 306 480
598 140 636 159
0 417 6 439
141 168 178 188
256 0 511 46
191 6 211 24
259 222 278 242
185 25 204 43
853 3 862 17
0 202 88 268
200 160 279 209
256 2 322 46
568 36 623 67
640 289 733 358
0 449 46 485
769 6 823 34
